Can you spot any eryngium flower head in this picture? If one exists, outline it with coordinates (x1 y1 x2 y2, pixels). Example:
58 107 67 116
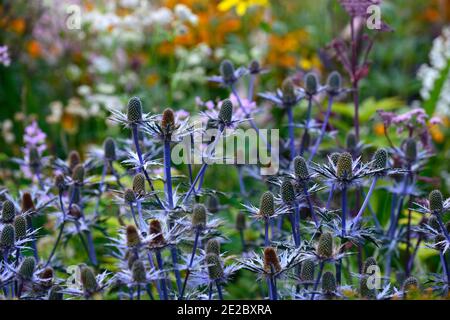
29 146 41 169
363 257 377 274
19 256 36 280
192 204 207 228
127 97 143 123
327 71 342 95
72 164 85 184
404 138 417 163
317 232 333 259
206 253 224 280
280 179 296 203
330 152 340 166
40 267 54 287
48 285 63 300
132 173 146 196
149 219 165 245
68 204 82 219
336 152 353 179
126 225 141 247
360 277 375 299
372 148 388 169
80 266 98 294
103 137 116 161
207 194 220 214
300 260 315 282
218 99 233 125
236 212 246 231
263 247 282 273
14 215 27 239
131 260 147 283
346 132 357 151
54 174 66 190
124 189 136 203
305 72 319 96
161 108 175 131
282 78 296 106
2 199 16 222
21 192 35 214
322 271 336 294
402 276 419 292
206 239 221 256
294 156 309 180
220 59 236 84
248 60 260 74
0 224 15 248
259 191 274 217
68 150 81 171
429 190 443 213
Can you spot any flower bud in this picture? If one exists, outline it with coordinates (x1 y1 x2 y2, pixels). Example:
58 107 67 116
218 99 233 124
305 72 319 96
2 200 16 222
206 253 224 280
126 225 141 247
19 256 36 280
363 257 377 274
0 224 15 248
294 156 309 180
48 285 63 300
132 174 146 196
220 59 235 84
282 78 296 105
206 194 220 214
192 204 207 228
132 260 147 283
263 247 282 273
259 191 274 217
327 71 342 95
206 239 221 256
29 147 41 169
236 212 246 231
80 266 98 294
372 148 388 169
103 137 116 161
14 215 27 239
149 219 165 245
322 271 336 294
330 152 340 166
336 152 353 179
55 174 66 190
402 276 419 292
68 185 80 204
124 189 136 203
161 108 175 130
404 138 417 163
280 179 295 203
68 150 81 171
317 232 333 258
68 204 82 219
249 60 260 74
127 97 143 123
72 164 85 184
429 190 443 213
300 260 315 282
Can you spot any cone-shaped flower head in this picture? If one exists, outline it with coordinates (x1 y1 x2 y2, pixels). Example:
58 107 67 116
346 132 357 151
282 78 296 106
132 173 146 196
80 266 98 294
131 260 147 283
19 256 36 280
206 253 224 280
294 156 309 180
72 164 85 184
372 148 388 169
0 224 15 248
249 60 260 74
404 138 417 163
206 239 221 256
322 271 336 294
124 188 136 203
218 99 233 124
363 257 377 274
300 260 315 282
206 194 220 214
126 225 141 247
305 72 319 96
317 232 333 259
263 247 282 273
236 212 246 231
68 150 81 171
402 276 419 292
161 108 175 131
281 179 296 203
336 152 353 179
330 152 340 166
259 191 274 217
127 97 143 123
68 203 82 219
429 190 443 213
40 267 54 287
103 137 116 161
14 215 27 239
220 59 235 84
149 219 165 245
2 200 16 222
54 174 66 191
22 192 35 214
327 71 342 95
192 204 207 228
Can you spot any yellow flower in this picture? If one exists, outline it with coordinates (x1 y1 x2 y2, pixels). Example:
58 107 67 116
218 0 268 16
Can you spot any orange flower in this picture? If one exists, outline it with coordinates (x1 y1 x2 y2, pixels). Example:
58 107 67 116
11 18 26 34
145 73 160 87
373 122 385 136
429 124 444 144
61 113 78 134
26 40 42 58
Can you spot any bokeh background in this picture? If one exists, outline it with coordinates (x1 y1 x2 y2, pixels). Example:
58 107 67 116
0 0 449 299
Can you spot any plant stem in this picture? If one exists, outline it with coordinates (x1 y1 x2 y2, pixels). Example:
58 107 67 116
311 261 324 300
45 192 66 266
326 183 335 210
180 228 200 300
155 249 168 300
303 183 318 227
163 140 174 209
299 98 313 156
352 177 378 228
287 106 296 160
289 213 300 247
264 219 269 247
216 281 224 300
308 96 334 163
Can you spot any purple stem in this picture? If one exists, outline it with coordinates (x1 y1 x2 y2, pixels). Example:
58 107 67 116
311 261 324 300
299 98 313 156
155 250 168 300
308 96 334 163
180 228 200 300
163 140 174 209
352 177 378 228
287 106 296 160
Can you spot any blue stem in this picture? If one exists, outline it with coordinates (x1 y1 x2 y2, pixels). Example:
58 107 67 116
308 96 334 163
303 184 318 227
163 140 174 209
341 185 347 238
289 213 299 247
180 229 200 300
147 252 162 298
287 106 296 160
299 98 313 156
311 261 324 300
264 219 269 247
326 184 335 210
155 250 168 300
353 177 378 228
216 281 224 300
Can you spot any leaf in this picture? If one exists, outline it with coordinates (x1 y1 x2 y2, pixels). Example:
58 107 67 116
423 58 450 116
331 97 405 121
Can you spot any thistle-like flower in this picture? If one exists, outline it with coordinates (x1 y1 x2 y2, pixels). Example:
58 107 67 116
208 59 248 86
108 97 156 128
259 78 305 108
